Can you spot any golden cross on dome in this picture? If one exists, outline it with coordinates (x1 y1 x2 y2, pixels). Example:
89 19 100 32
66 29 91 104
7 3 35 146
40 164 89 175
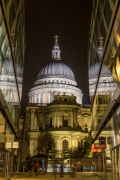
54 35 59 44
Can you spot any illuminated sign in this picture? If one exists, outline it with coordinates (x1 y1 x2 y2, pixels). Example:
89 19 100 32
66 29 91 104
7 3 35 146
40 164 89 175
94 143 100 149
91 147 102 152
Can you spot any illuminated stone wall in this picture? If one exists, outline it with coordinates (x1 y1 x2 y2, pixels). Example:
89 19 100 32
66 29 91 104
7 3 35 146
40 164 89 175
26 95 90 156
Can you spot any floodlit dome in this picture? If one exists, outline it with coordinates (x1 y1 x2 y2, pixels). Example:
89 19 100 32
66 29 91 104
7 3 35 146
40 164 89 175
37 61 75 81
89 62 112 79
1 58 14 75
28 35 83 105
1 59 23 77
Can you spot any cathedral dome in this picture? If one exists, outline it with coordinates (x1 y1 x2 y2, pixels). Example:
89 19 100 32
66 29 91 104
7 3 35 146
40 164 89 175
1 59 23 77
1 58 14 75
29 35 83 105
37 61 75 81
89 62 112 79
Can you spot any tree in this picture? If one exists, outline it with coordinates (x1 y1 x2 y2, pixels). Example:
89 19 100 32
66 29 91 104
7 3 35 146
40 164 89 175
37 132 56 154
80 140 92 158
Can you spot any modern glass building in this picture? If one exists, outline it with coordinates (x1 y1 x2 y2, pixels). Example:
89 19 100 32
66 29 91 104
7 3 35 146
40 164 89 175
0 0 25 179
88 0 120 179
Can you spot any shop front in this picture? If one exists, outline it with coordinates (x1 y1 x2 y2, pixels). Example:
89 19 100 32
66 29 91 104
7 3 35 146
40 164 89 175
0 109 19 180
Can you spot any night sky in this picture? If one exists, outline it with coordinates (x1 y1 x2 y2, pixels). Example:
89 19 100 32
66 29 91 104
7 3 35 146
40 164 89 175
21 0 93 112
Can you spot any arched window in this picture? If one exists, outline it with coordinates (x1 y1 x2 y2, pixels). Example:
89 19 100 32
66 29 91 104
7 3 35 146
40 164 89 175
84 124 88 132
62 140 68 150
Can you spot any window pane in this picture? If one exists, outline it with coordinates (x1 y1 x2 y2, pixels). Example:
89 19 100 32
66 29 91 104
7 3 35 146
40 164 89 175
0 6 3 23
104 0 112 27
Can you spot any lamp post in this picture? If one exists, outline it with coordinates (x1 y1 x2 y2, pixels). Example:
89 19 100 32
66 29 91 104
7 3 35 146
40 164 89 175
53 160 57 180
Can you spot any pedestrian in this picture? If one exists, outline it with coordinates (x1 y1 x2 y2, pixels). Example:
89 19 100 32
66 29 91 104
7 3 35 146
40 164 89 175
41 161 45 173
71 165 75 178
60 164 64 177
29 162 34 176
34 162 39 176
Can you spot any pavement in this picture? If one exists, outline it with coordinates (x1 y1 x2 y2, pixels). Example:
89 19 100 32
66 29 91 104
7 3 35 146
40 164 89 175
10 172 101 180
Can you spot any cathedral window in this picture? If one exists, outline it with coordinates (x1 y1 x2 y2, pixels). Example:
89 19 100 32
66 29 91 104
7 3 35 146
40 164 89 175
63 113 68 127
49 117 52 128
62 140 68 150
84 124 88 132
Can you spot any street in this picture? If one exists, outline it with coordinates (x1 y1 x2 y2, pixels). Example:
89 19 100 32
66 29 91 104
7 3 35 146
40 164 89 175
10 172 101 180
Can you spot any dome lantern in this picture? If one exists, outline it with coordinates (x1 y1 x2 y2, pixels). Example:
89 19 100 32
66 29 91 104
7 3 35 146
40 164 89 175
52 35 61 60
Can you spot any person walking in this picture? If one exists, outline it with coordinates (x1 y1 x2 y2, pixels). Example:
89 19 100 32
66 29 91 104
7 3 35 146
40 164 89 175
60 164 64 177
29 162 34 176
34 162 39 176
71 165 75 178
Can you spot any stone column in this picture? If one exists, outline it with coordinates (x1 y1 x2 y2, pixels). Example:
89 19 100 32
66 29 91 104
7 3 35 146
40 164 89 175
52 116 54 127
39 94 41 103
60 138 62 150
59 116 62 127
42 93 45 103
41 93 43 103
34 115 37 130
57 112 59 127
34 95 36 103
71 111 73 127
53 112 56 128
43 93 46 103
48 92 50 103
74 110 76 125
73 110 76 127
31 109 35 130
55 111 56 127
32 96 33 103
68 116 71 126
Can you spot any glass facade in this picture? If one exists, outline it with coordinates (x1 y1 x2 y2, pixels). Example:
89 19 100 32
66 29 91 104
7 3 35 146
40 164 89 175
0 0 25 179
88 0 120 179
0 111 16 178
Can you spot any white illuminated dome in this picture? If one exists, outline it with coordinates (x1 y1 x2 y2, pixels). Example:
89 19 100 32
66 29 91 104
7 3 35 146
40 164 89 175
0 48 23 103
35 61 76 86
28 35 83 104
89 62 117 97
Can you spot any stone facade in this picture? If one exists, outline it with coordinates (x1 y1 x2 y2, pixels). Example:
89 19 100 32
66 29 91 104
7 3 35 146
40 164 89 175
26 95 90 156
